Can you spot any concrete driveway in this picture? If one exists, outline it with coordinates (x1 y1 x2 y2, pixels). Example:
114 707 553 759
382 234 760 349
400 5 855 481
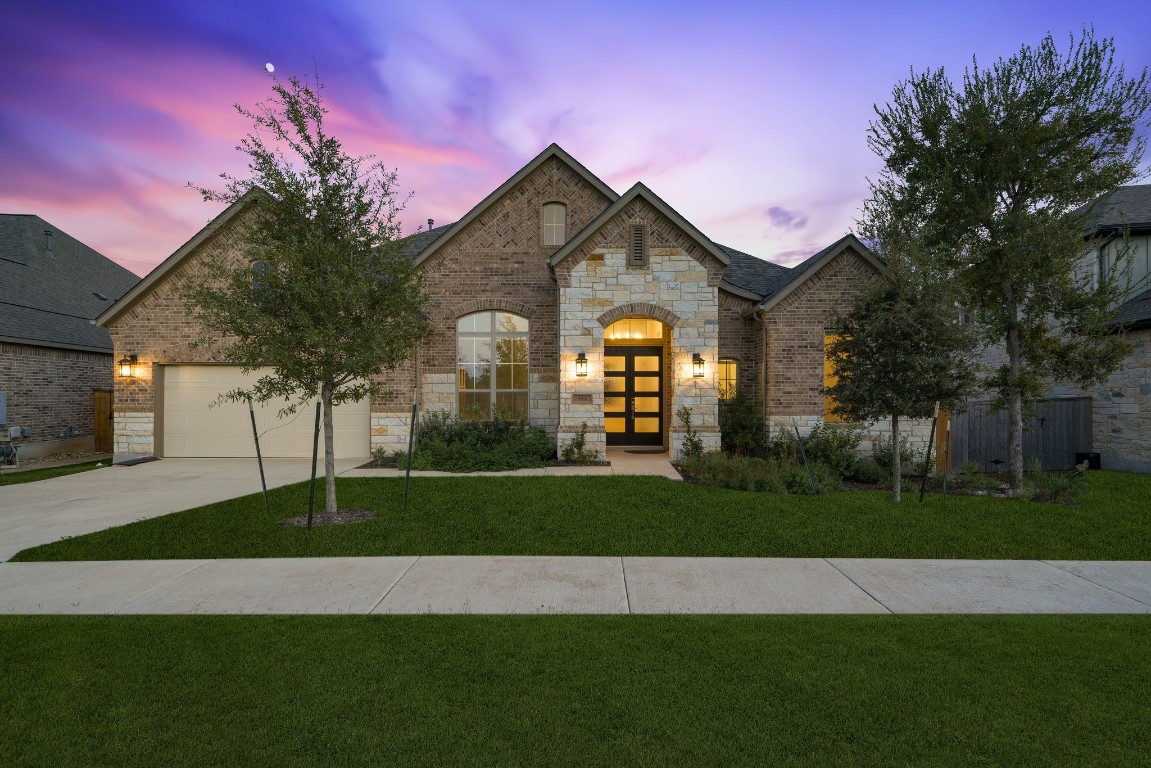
0 457 365 562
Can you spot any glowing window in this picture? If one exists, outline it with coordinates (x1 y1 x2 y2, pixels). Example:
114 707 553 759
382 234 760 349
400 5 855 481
718 359 737 400
824 333 846 422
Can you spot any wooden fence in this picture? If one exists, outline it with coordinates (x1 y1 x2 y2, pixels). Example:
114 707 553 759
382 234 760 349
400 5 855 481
945 397 1092 471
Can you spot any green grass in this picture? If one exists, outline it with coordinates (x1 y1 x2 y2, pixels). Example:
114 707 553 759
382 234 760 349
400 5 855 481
1 615 1147 767
13 471 1150 561
0 460 105 486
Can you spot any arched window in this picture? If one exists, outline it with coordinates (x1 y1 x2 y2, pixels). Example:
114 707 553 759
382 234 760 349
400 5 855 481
457 311 530 419
718 358 737 400
541 202 567 247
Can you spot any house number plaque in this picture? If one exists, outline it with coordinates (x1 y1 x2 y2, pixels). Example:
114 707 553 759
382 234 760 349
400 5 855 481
572 394 593 404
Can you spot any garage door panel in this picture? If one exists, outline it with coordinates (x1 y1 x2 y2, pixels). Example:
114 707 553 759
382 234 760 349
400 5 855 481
163 366 369 458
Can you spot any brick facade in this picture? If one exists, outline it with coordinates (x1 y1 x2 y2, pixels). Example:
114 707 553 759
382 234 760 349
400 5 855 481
0 342 111 455
98 147 886 461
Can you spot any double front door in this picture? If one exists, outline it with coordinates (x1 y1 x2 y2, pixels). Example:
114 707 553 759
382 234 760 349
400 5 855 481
604 346 663 447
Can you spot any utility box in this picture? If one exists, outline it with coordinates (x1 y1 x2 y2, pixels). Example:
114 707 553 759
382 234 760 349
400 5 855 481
1075 452 1102 470
0 391 6 425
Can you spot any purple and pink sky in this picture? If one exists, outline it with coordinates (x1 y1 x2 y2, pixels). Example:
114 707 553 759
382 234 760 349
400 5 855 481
3 1 1149 276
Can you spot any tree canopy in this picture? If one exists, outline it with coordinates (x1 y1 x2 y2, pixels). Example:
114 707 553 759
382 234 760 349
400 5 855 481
860 29 1151 488
825 263 978 500
186 69 428 514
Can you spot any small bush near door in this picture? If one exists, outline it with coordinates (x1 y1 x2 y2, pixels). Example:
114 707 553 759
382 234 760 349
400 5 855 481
405 409 555 472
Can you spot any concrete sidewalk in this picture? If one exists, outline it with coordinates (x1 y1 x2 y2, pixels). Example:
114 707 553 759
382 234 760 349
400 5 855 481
1 556 1148 615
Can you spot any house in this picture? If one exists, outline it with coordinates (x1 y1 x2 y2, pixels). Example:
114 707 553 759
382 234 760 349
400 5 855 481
96 144 892 462
1052 184 1151 473
0 214 139 460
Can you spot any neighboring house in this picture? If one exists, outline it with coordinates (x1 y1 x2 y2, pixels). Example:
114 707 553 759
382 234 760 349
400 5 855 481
96 144 892 462
0 214 138 460
1050 184 1151 473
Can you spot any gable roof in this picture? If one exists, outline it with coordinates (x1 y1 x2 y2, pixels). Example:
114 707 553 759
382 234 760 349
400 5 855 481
1084 185 1151 234
0 214 138 353
752 233 884 313
414 144 619 267
96 188 265 327
548 182 730 269
717 244 792 298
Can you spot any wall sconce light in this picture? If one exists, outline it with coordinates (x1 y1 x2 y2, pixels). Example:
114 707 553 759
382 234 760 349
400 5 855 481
118 354 138 377
575 352 588 377
692 353 705 378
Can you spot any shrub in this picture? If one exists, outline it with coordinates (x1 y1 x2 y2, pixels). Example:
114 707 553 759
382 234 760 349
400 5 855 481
801 423 863 478
678 406 705 461
679 451 790 493
719 392 767 456
1023 458 1089 504
872 433 925 475
847 457 886 484
561 422 600 464
409 409 554 472
785 460 841 495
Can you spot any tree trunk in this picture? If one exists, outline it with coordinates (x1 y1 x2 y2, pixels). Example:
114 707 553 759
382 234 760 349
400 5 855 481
322 381 337 514
891 413 901 502
1003 281 1025 492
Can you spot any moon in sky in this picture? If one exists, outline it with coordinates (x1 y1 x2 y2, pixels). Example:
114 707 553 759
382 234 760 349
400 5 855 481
265 63 275 73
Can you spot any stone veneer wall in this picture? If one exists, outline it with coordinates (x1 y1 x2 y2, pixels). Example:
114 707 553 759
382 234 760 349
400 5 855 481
0 342 111 455
1045 327 1151 472
555 198 726 460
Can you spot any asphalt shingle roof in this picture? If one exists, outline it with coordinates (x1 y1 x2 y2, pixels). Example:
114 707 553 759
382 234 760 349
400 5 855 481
715 244 791 297
1085 185 1151 233
0 215 138 352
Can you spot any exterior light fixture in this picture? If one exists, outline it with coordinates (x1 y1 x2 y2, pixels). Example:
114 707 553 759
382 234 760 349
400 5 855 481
692 353 705 378
575 352 588 377
118 354 138 377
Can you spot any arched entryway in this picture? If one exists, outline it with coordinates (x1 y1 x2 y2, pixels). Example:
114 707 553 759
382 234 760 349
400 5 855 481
603 317 668 447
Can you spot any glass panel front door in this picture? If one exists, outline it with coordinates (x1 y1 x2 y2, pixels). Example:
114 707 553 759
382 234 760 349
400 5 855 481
603 345 663 446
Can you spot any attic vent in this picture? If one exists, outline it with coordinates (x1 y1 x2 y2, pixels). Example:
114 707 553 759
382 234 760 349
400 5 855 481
628 224 647 266
93 292 109 301
44 230 54 257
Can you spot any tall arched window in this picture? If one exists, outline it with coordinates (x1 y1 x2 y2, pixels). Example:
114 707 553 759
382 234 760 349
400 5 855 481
457 311 530 419
541 202 567 247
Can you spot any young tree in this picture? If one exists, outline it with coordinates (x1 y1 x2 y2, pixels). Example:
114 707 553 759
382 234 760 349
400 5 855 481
824 264 978 501
862 29 1151 490
186 70 428 514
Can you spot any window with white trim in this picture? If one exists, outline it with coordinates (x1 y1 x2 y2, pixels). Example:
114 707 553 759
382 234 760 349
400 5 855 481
457 311 530 419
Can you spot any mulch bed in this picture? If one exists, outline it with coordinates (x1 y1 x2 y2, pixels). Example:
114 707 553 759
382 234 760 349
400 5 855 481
277 508 378 527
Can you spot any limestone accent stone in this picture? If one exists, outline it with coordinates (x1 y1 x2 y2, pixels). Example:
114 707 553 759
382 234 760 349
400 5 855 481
114 412 155 457
558 203 726 459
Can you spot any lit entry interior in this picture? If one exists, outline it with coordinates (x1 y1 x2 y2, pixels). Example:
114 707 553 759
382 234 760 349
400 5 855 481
603 318 665 447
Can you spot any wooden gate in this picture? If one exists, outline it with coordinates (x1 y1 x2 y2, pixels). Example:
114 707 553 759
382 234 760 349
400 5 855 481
93 389 113 453
949 397 1092 471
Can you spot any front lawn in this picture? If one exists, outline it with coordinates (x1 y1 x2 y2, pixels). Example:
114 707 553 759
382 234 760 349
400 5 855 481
0 461 104 486
13 470 1150 561
1 615 1146 767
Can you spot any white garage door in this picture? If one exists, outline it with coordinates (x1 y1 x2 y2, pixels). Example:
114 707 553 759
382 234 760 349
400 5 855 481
162 366 369 458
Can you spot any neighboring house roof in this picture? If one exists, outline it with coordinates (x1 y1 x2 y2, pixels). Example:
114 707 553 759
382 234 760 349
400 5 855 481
414 144 619 267
1110 286 1151 332
1084 184 1151 234
0 214 137 353
548 182 731 269
96 189 265 327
